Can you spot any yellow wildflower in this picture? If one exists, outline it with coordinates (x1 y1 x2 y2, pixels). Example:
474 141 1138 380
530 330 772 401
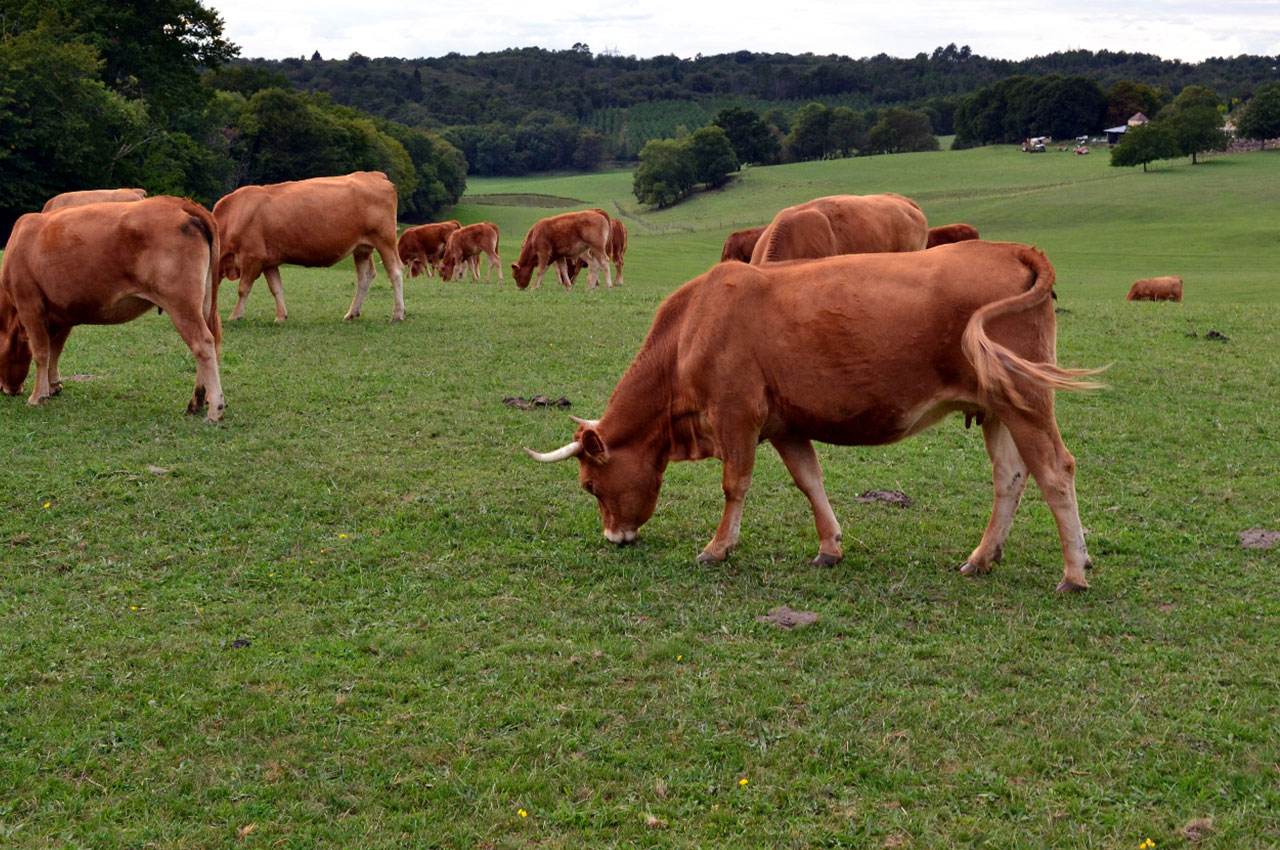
518 809 528 818
739 778 749 787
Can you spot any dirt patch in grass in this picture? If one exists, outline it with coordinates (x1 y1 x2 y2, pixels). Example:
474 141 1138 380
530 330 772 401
504 395 571 410
757 606 820 629
466 193 583 208
854 490 915 507
1240 529 1280 549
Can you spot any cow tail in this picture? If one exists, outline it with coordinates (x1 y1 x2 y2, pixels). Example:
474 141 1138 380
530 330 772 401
960 246 1104 410
181 199 222 357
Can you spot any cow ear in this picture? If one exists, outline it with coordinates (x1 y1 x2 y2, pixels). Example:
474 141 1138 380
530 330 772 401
580 428 610 464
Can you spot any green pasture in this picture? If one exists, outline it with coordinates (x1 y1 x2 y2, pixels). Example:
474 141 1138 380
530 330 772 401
2 147 1278 849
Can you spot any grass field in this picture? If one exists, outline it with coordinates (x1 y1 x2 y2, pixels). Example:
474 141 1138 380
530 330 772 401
2 146 1278 849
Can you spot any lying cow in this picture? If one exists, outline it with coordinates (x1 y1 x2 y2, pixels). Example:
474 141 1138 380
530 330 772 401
528 241 1102 593
0 196 225 421
720 226 767 263
1126 276 1183 302
566 214 628 287
750 193 928 264
512 210 612 291
439 222 502 282
41 188 148 213
398 220 461 277
926 222 981 248
214 170 405 322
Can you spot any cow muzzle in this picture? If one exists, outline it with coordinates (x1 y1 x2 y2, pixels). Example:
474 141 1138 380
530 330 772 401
604 528 637 545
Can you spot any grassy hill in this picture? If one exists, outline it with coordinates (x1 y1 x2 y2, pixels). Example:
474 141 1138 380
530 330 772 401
2 146 1277 849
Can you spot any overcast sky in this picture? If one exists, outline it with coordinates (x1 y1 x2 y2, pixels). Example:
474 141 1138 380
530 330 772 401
211 0 1279 65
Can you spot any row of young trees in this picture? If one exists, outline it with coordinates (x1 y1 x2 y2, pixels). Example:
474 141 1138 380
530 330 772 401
0 2 466 235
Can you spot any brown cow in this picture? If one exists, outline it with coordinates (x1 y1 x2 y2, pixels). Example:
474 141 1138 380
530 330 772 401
439 222 503 282
527 241 1102 592
749 193 928 264
926 222 981 248
720 226 766 263
512 210 612 291
566 214 628 287
1126 276 1183 302
214 171 405 322
398 220 461 278
41 188 148 213
0 196 225 421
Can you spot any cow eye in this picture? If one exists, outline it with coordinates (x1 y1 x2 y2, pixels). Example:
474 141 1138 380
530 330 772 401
582 480 595 495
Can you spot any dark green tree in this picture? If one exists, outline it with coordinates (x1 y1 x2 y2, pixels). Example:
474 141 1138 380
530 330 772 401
1234 84 1280 148
686 125 738 187
1106 79 1163 126
632 138 694 207
865 109 939 154
713 106 779 164
827 106 867 156
1109 122 1181 171
788 103 832 160
1164 86 1228 163
572 130 608 171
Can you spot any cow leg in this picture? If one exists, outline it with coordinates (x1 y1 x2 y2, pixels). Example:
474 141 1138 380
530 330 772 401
532 262 549 291
375 244 405 321
613 256 624 287
1001 411 1093 592
489 250 503 281
961 416 1029 578
45 325 72 397
227 262 262 321
770 435 843 565
344 250 376 321
468 255 481 281
596 249 613 289
697 438 759 564
166 306 225 422
555 259 573 290
263 267 288 322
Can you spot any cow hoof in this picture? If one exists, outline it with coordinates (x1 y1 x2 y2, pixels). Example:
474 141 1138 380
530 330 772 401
812 551 842 567
390 313 405 323
342 312 358 321
958 561 991 576
49 382 63 396
1084 557 1095 570
696 550 726 564
1056 578 1090 593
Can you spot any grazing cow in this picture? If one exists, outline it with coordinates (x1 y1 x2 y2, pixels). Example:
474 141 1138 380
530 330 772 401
749 193 928 264
720 225 767 263
0 196 225 421
41 188 148 213
566 215 628 287
439 222 503 282
527 241 1102 592
512 210 612 291
926 222 981 248
398 220 461 278
214 171 404 322
1126 276 1183 302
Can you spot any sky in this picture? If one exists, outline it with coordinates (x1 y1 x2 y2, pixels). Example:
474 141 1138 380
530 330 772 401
211 0 1280 65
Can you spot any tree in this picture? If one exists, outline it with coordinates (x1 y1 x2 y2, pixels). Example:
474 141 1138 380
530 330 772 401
1234 84 1280 148
827 107 866 157
713 106 779 164
633 138 694 208
686 126 738 187
864 109 939 155
572 130 608 171
1164 86 1228 164
1109 122 1181 171
788 102 831 160
1107 79 1163 126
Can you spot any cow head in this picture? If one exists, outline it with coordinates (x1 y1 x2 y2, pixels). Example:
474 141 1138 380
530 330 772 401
511 261 533 290
527 419 664 544
0 299 32 395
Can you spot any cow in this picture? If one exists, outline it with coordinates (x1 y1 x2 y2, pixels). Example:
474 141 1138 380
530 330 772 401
0 196 225 421
439 222 503 282
566 214 628 287
213 171 405 322
512 210 612 291
398 220 461 278
926 222 981 248
749 193 928 264
526 241 1102 593
41 188 148 213
720 225 766 263
1126 276 1183 302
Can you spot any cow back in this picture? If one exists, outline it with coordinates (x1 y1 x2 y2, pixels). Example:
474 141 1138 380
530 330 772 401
751 194 928 264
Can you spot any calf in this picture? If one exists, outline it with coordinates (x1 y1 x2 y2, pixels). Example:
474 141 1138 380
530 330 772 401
439 222 503 282
1126 276 1183 302
398 221 461 278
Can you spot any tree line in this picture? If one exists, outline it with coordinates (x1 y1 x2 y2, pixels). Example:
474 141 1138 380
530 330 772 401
0 1 465 236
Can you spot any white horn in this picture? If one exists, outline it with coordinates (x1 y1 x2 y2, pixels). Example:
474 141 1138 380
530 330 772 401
569 415 600 428
524 441 583 463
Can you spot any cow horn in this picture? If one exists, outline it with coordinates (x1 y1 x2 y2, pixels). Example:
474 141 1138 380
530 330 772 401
569 415 600 428
524 441 582 463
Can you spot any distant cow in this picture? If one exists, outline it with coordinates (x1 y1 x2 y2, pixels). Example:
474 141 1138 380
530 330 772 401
750 194 928 264
720 226 766 263
527 241 1102 593
439 222 503 282
927 222 981 248
41 188 147 213
512 210 612 291
214 171 405 322
566 214 628 287
0 196 225 420
398 220 461 278
1126 276 1183 302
